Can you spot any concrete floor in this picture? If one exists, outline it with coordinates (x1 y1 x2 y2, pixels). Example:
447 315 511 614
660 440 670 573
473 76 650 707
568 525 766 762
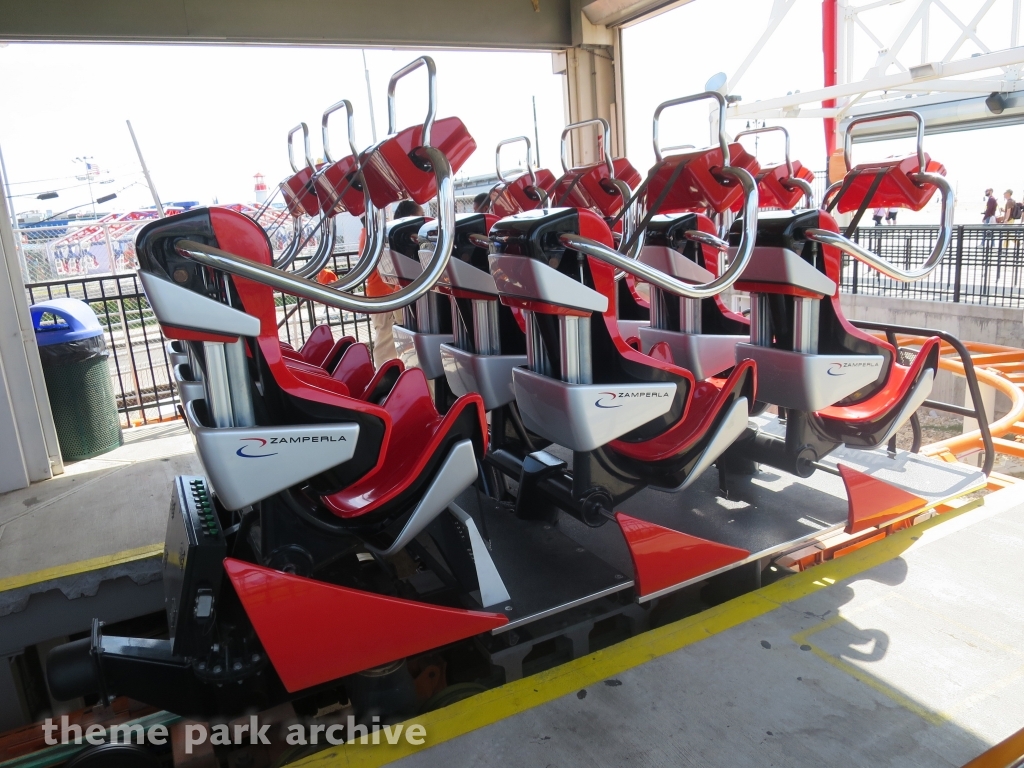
391 487 1024 768
0 421 200 730
0 421 199 587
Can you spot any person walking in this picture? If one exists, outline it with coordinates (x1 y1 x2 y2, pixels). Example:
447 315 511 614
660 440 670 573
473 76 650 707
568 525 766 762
983 188 998 256
367 200 425 368
1002 189 1019 224
872 207 885 226
885 207 899 224
983 189 998 224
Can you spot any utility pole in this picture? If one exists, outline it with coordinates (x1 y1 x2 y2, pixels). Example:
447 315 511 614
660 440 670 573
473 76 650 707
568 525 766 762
126 120 165 216
362 50 378 142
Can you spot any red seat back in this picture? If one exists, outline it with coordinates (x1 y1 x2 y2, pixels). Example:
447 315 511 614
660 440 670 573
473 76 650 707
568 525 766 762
361 116 477 208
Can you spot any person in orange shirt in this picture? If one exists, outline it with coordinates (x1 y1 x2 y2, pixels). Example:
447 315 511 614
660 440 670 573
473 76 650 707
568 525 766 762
366 200 424 367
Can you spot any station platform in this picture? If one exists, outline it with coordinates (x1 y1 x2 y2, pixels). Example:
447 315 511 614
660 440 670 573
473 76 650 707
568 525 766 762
0 422 200 729
291 481 1024 768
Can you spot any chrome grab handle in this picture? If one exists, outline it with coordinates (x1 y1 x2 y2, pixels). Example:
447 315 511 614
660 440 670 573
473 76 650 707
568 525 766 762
804 171 954 282
558 164 759 300
329 195 387 291
175 147 455 314
495 136 537 186
387 56 437 147
293 217 336 279
653 91 729 164
734 124 813 207
560 118 614 176
287 123 315 174
812 110 951 282
783 176 814 208
844 109 926 173
321 99 358 164
274 215 304 270
735 125 794 176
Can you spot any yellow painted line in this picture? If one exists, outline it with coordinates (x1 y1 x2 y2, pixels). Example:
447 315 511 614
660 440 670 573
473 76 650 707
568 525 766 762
0 544 164 594
791 606 948 727
289 494 988 768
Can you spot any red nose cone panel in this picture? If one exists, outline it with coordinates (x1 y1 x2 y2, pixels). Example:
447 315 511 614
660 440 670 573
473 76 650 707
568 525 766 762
314 155 366 217
361 116 477 208
491 168 557 217
224 558 507 693
734 162 815 211
282 167 321 217
647 143 760 213
615 513 749 597
835 155 946 213
839 464 927 534
550 158 641 217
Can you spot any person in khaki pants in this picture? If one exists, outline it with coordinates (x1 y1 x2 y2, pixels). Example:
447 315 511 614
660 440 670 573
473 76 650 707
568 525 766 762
366 200 424 368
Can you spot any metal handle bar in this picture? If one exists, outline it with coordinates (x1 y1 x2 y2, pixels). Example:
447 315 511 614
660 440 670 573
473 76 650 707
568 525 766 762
734 125 793 177
560 118 614 176
294 217 337 279
322 99 358 164
287 123 314 174
844 110 926 173
653 91 729 164
174 147 455 315
804 170 954 282
329 193 387 291
273 214 305 270
658 143 695 157
387 56 437 147
496 136 537 187
781 175 814 208
558 164 759 300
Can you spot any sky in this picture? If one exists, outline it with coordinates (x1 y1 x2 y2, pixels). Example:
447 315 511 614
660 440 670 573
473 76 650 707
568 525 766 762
1 0 1021 224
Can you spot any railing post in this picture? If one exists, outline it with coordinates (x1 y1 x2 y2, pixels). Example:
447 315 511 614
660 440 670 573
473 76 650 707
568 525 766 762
953 225 964 303
102 223 117 274
114 281 143 419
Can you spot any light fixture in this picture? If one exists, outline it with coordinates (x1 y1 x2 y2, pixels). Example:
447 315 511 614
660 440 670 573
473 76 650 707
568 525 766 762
986 92 1006 115
36 191 58 200
96 193 117 205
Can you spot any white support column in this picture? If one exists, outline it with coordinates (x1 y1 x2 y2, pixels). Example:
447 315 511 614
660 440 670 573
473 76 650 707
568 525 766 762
0 158 63 492
557 1 625 168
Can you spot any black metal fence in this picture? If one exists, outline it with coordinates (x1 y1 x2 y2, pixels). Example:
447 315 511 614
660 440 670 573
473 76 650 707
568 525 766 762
24 246 372 428
842 224 1024 307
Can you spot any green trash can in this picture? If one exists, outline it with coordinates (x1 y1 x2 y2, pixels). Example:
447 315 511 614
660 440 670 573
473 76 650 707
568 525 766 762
31 298 123 461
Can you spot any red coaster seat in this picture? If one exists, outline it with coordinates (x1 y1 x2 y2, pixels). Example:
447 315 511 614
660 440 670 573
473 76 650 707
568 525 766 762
734 209 940 444
142 207 488 523
323 367 486 520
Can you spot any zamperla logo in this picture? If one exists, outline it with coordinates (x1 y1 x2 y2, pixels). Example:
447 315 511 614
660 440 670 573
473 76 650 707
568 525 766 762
827 361 881 376
236 435 347 458
595 390 671 408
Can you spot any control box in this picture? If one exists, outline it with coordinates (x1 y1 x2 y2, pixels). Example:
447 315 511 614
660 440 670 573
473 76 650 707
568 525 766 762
163 475 226 657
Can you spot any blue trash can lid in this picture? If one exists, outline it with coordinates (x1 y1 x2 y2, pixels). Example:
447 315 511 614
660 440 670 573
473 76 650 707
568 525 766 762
30 298 104 345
